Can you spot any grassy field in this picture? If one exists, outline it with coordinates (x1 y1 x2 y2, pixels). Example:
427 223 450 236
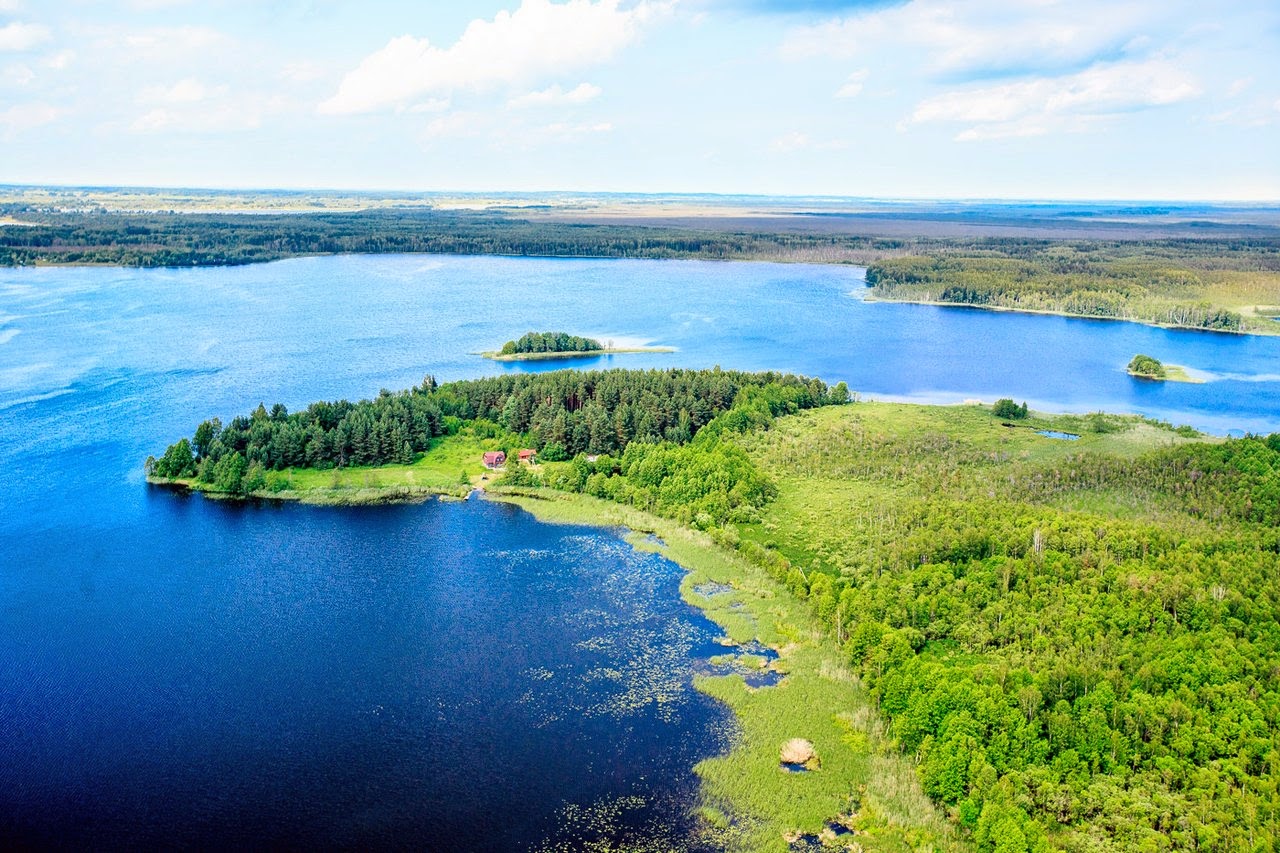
731 403 1208 577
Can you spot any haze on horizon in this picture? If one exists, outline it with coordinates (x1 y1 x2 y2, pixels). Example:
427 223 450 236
1 0 1277 201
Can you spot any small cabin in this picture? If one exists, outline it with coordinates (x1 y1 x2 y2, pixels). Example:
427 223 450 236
482 451 506 469
517 449 537 464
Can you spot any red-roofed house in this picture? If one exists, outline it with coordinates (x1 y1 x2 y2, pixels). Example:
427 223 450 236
482 451 506 469
517 449 537 464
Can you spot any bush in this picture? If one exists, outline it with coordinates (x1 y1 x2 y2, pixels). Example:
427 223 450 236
992 398 1029 420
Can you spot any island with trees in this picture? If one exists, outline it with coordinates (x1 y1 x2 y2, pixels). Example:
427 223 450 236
147 366 1280 851
480 331 675 361
1126 353 1202 383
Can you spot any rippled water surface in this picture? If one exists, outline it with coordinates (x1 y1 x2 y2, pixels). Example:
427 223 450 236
3 254 1280 848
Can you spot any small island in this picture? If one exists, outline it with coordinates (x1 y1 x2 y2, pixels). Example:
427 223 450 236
1126 353 1203 383
481 331 674 361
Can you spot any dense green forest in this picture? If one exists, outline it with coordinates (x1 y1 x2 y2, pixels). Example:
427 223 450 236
501 331 602 355
499 402 1280 850
0 209 897 266
732 408 1280 851
865 241 1280 332
147 367 847 498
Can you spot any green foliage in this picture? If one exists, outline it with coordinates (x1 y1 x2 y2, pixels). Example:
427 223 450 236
865 243 1275 332
151 437 195 478
0 208 910 267
538 441 569 462
533 382 851 529
1127 353 1167 378
502 331 603 354
150 368 843 496
730 404 1280 850
992 398 1029 420
213 451 246 494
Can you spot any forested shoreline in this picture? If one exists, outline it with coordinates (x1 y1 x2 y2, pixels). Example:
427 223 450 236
147 368 848 508
8 208 1280 334
0 209 896 267
866 241 1280 332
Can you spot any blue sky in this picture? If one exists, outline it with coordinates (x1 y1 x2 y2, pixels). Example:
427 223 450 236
0 0 1277 199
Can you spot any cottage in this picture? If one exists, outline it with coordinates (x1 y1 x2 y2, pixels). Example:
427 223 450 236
482 451 506 469
517 449 537 464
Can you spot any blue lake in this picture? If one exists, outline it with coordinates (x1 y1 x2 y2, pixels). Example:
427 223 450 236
3 254 1280 848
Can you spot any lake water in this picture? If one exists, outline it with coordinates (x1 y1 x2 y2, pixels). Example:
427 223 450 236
3 254 1280 848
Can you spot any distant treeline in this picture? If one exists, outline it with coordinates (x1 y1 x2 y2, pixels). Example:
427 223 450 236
9 208 1278 276
148 367 848 497
0 209 899 267
501 331 602 354
865 241 1280 331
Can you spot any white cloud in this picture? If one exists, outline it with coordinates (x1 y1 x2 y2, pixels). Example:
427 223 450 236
130 102 262 134
41 49 74 70
0 101 58 137
421 111 479 142
408 97 451 113
782 0 1160 79
1204 96 1280 128
1 61 33 86
909 59 1201 140
1227 76 1253 97
280 61 326 84
769 130 848 152
835 69 867 99
0 0 23 12
128 0 194 9
770 130 809 152
138 78 226 105
120 26 228 62
0 22 51 52
320 0 666 115
508 82 602 108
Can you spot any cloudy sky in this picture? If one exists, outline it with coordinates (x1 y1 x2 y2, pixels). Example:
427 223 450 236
1 0 1277 199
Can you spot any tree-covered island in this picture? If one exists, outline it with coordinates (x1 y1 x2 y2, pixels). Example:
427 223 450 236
1127 354 1203 383
148 368 1280 851
480 331 675 361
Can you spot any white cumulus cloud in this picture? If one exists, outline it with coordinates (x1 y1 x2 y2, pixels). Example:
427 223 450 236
508 82 602 108
0 100 58 137
320 0 664 115
782 0 1161 79
0 21 51 52
909 59 1201 140
138 78 226 105
835 69 867 98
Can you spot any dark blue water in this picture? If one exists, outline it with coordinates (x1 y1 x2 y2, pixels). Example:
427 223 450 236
0 493 731 850
3 254 1280 848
